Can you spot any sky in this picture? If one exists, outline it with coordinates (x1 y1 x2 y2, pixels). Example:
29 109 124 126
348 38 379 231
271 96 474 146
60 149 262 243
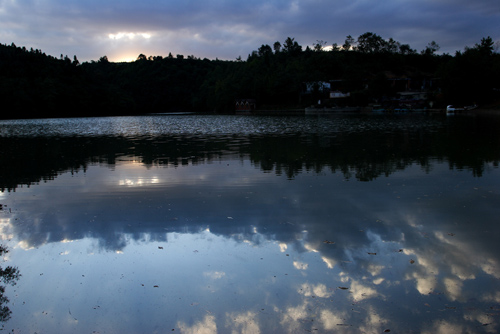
1 0 499 62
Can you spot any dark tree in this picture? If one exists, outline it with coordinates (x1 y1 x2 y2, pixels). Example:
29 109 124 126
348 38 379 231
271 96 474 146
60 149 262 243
421 41 440 55
273 41 281 53
282 37 302 55
356 32 386 53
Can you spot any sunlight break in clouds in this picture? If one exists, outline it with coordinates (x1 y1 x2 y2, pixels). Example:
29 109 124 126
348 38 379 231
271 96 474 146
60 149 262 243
108 32 152 40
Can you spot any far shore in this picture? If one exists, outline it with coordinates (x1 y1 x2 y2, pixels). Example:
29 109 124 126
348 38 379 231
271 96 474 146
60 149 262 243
473 108 500 115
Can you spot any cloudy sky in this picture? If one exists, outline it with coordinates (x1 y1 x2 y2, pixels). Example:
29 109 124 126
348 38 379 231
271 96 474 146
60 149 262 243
1 0 499 62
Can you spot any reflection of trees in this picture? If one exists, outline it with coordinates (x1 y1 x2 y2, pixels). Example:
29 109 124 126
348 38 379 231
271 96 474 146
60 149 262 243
1 116 500 191
0 245 21 322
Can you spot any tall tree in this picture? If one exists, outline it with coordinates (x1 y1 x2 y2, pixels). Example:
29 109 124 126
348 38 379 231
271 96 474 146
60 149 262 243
258 44 273 57
283 37 302 55
474 36 494 55
421 41 440 55
273 41 281 53
343 35 355 51
356 32 386 53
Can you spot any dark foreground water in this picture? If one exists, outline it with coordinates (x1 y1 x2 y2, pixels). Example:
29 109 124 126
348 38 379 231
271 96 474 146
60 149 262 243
1 114 500 333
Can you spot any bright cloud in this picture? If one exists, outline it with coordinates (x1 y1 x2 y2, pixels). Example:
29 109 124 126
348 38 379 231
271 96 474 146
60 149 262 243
293 261 308 270
350 280 379 301
177 314 217 334
108 32 152 40
298 283 332 298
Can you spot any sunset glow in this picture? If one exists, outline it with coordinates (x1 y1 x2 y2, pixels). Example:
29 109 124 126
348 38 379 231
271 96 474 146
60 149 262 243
0 0 497 62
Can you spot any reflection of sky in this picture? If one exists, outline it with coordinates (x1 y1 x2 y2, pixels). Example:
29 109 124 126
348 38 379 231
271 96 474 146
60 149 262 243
2 158 500 333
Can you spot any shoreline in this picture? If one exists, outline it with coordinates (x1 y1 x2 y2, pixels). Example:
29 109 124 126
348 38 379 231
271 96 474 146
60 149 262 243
237 106 500 116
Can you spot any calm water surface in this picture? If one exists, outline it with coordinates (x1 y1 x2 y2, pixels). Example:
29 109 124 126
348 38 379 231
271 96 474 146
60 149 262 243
1 114 500 333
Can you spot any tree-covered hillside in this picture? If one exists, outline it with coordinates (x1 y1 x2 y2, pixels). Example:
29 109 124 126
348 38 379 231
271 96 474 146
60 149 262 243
1 33 499 119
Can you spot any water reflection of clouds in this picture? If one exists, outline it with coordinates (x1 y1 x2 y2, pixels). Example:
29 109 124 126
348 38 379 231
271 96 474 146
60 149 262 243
5 226 500 333
3 159 500 332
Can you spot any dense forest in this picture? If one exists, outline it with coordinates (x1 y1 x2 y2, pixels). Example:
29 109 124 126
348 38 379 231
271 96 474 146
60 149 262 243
0 33 499 119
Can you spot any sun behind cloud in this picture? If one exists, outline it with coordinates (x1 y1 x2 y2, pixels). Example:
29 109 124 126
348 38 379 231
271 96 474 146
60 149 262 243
108 32 152 40
104 32 154 62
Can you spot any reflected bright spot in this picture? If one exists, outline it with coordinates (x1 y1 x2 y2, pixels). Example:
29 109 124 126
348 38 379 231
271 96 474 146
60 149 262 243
203 271 226 280
350 280 379 301
0 218 14 241
177 315 216 334
279 243 287 252
17 240 34 250
299 283 332 298
119 177 160 186
321 256 337 269
303 243 318 253
320 310 348 330
293 261 308 270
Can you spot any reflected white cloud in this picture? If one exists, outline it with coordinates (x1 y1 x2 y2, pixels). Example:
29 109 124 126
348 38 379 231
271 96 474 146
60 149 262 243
422 320 465 334
443 277 463 301
203 271 226 280
406 271 437 295
0 218 14 241
2 145 500 333
177 315 217 334
225 311 261 334
279 302 312 332
358 308 389 334
293 261 308 270
298 283 332 298
320 309 349 330
321 256 337 269
350 280 379 301
480 258 500 279
366 264 384 276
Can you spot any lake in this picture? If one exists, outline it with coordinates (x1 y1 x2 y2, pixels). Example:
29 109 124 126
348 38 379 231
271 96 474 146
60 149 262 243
1 113 500 333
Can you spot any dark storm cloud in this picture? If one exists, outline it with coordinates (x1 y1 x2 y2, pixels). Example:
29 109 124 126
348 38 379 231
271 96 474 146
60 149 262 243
0 0 498 61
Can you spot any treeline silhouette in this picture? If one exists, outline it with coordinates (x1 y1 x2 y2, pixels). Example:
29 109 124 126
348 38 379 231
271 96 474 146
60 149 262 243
1 33 499 119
